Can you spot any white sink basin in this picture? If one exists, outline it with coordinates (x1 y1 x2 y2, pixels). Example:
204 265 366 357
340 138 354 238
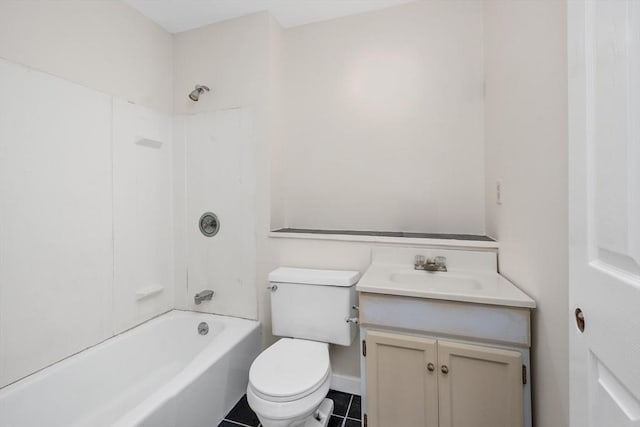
389 271 482 291
357 264 535 308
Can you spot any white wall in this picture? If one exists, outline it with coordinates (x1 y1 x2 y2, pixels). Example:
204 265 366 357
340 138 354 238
172 12 271 116
484 1 569 427
276 1 486 234
0 0 173 113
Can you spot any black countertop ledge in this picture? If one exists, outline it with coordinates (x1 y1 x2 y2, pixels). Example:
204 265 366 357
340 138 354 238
271 228 495 242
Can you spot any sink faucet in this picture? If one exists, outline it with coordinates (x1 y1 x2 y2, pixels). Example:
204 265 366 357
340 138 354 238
194 290 214 304
414 255 447 272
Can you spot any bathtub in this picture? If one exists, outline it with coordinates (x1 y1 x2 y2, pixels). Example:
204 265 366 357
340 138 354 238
0 310 261 427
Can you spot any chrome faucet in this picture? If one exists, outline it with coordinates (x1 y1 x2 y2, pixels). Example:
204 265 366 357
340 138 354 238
414 255 447 272
194 290 214 304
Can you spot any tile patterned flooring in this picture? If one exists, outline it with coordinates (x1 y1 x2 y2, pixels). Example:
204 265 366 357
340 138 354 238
218 390 362 427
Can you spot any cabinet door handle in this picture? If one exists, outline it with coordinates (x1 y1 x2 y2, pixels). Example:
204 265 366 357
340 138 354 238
427 363 435 372
441 365 449 374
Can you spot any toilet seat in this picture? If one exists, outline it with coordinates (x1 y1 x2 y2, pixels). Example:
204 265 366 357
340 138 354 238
249 338 330 403
247 372 332 425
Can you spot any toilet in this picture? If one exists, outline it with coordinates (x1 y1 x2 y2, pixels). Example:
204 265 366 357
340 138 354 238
247 267 360 427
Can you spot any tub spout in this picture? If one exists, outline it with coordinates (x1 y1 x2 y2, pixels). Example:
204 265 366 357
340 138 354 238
194 290 214 305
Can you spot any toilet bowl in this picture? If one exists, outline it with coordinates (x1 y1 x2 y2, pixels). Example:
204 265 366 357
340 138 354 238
248 268 360 427
247 338 334 427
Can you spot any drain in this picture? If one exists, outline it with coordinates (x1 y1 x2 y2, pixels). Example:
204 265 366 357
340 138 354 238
199 212 220 237
198 322 209 335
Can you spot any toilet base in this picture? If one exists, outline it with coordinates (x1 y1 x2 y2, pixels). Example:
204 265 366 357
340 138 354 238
255 398 334 427
302 398 334 427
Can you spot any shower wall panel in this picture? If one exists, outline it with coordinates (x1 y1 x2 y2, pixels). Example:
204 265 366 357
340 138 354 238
173 109 257 319
112 99 174 334
0 59 175 388
0 59 113 387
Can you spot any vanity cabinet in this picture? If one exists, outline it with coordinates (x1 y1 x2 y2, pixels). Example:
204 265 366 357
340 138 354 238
359 292 532 427
365 330 523 427
356 247 535 427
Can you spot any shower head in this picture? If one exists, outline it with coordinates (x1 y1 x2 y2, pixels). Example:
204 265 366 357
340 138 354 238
188 85 211 101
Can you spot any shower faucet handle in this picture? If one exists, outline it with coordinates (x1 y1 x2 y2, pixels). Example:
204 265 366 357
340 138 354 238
414 254 447 272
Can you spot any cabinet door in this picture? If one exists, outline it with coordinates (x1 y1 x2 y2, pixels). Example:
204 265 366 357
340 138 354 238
366 330 438 427
437 341 523 427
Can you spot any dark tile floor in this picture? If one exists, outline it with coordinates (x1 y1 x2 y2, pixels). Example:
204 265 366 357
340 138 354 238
219 390 361 427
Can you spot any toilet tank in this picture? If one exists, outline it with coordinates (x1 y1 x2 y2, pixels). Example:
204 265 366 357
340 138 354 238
268 267 360 346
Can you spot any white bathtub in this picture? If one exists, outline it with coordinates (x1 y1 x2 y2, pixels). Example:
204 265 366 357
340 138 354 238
0 310 261 427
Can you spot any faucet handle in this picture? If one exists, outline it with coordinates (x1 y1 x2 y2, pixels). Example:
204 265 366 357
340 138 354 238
434 256 447 266
414 255 426 266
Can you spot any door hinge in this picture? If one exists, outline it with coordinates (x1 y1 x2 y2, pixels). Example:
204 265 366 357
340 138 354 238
522 365 527 385
362 339 367 357
364 413 368 427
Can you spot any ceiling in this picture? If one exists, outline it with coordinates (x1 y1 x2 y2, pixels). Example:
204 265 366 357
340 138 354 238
123 0 417 33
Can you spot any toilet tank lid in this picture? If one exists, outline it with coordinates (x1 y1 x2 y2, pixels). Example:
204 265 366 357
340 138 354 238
269 267 360 287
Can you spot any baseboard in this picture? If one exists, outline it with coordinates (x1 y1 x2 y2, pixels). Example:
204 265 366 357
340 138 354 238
330 373 361 395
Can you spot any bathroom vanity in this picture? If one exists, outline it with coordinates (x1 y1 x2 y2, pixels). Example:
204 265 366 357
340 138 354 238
357 247 535 427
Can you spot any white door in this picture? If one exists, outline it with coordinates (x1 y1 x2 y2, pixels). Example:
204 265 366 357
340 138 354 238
569 1 640 426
